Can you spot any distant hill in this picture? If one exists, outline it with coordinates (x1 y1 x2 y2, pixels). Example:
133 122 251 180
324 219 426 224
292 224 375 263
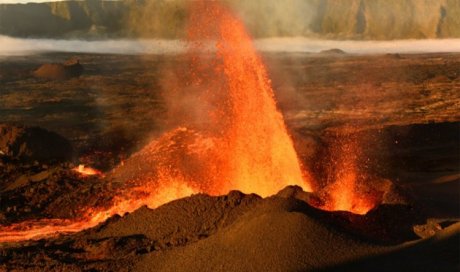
0 0 127 38
0 0 459 40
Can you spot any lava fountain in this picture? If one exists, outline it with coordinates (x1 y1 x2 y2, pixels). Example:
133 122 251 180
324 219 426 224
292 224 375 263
0 0 313 242
310 128 388 215
111 0 313 197
182 1 313 195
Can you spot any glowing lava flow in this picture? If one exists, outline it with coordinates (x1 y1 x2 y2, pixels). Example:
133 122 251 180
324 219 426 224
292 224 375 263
73 164 104 177
0 181 194 243
0 0 312 243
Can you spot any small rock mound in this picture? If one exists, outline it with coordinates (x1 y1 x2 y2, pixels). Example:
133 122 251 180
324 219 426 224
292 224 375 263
0 124 73 162
319 48 347 55
33 58 83 80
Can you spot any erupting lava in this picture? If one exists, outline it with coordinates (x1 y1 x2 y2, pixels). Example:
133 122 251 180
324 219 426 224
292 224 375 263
183 1 312 195
111 1 312 199
312 130 381 215
0 0 384 243
73 164 104 177
0 0 312 243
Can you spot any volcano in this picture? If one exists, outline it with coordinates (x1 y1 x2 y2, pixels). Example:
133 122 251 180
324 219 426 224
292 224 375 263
0 0 387 242
0 0 459 271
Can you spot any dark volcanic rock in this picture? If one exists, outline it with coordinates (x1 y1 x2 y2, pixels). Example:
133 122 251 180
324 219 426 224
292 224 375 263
0 124 73 162
0 162 118 225
33 58 83 80
0 187 458 272
320 222 460 272
277 185 417 243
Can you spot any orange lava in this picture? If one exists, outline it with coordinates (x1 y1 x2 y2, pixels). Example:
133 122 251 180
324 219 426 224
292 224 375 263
185 1 312 195
73 164 104 177
0 180 195 243
311 130 380 215
0 1 388 243
0 0 313 243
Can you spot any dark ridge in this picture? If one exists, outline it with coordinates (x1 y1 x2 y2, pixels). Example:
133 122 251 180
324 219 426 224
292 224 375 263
0 124 73 162
356 0 366 34
436 5 447 37
309 0 328 33
1 0 455 40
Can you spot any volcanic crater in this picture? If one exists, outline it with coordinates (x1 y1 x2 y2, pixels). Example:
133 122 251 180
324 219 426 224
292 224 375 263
0 1 459 271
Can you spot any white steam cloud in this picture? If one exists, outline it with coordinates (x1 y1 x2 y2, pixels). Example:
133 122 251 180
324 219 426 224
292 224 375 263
1 35 460 56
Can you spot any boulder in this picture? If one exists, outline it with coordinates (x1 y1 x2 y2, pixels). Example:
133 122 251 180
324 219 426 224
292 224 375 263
0 124 73 162
33 58 83 80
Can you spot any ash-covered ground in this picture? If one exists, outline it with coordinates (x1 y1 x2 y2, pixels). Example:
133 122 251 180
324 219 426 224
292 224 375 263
0 51 459 271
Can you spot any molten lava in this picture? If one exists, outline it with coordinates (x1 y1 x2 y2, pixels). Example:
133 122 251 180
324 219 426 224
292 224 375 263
0 0 313 243
73 164 104 177
183 1 312 195
311 129 383 215
0 0 390 244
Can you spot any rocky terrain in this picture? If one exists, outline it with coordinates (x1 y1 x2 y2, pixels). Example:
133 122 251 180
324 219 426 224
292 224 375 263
0 0 459 39
0 51 458 270
0 185 458 271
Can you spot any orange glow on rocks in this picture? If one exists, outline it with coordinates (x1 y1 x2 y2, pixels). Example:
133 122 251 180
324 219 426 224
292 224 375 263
0 1 392 244
0 180 195 243
0 0 391 244
73 164 104 177
0 0 313 243
310 129 382 215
